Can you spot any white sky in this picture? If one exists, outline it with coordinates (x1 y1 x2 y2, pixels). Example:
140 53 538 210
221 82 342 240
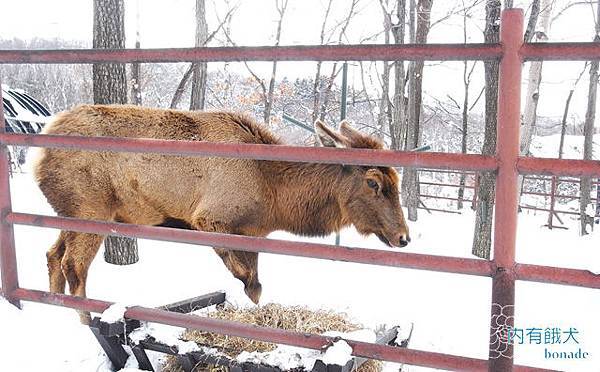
0 0 598 123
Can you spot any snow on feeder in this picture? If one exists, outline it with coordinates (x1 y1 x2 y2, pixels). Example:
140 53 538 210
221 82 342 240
89 292 412 372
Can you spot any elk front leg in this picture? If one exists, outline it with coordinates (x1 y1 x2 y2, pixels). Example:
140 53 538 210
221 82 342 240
213 248 261 304
192 212 262 304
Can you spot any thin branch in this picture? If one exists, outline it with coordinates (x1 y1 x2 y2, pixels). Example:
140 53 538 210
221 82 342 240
468 85 485 111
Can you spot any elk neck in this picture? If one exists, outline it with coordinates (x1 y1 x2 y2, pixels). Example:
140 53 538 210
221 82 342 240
263 161 353 237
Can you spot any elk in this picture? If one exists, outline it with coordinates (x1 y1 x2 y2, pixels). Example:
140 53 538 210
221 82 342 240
34 105 410 324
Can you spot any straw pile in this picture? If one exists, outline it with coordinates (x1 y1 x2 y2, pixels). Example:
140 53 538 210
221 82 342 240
162 303 382 372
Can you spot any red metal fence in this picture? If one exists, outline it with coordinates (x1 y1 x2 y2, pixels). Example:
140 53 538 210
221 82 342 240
1 8 599 372
418 170 600 225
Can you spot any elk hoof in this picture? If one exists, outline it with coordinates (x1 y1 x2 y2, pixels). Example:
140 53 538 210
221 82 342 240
78 310 92 325
245 281 262 304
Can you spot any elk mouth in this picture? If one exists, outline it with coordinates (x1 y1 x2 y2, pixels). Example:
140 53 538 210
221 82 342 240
376 232 392 247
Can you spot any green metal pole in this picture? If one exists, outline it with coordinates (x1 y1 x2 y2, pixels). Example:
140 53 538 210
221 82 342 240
282 113 315 133
340 62 348 122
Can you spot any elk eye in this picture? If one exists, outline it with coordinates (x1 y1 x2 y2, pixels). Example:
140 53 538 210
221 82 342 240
367 179 379 191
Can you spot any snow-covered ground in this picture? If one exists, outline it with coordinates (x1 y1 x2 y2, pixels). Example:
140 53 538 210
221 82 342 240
529 133 600 160
1 171 599 372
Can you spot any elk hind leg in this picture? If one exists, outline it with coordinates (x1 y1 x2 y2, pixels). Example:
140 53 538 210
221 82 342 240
61 232 104 324
47 231 68 294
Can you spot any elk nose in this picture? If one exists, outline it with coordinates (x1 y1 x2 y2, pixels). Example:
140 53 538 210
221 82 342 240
399 234 410 247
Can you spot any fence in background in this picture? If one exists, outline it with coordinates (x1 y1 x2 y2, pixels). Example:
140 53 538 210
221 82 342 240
1 8 600 372
418 170 600 227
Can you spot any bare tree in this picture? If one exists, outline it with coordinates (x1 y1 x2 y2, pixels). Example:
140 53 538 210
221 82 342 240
558 64 588 160
472 0 500 259
318 0 360 122
378 0 394 141
580 0 600 235
190 0 209 110
130 0 142 105
391 0 407 150
401 0 434 221
552 64 587 228
517 0 548 203
93 0 139 265
457 0 480 209
311 0 334 123
93 0 127 105
390 0 406 150
221 0 290 123
170 3 236 109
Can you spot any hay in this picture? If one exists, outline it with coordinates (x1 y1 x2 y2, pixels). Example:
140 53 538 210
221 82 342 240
161 303 382 372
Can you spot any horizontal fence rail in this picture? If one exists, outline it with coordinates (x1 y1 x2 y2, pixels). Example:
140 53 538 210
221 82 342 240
6 212 599 289
6 212 494 277
0 44 503 64
2 132 600 177
517 157 600 178
0 132 498 171
521 42 600 61
0 42 600 64
11 288 554 372
1 8 599 372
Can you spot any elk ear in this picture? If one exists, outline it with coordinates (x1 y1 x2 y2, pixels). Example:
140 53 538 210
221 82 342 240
314 120 347 148
339 120 361 138
339 120 384 150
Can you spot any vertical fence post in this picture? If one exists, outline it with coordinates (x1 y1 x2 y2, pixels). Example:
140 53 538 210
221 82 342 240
0 83 21 308
488 9 523 372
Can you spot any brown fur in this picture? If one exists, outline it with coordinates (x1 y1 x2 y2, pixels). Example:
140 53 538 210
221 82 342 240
34 104 409 323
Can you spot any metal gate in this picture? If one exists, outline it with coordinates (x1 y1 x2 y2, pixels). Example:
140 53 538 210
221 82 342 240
0 8 599 372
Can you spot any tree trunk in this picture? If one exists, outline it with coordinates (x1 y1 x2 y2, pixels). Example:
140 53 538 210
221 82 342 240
581 42 599 235
93 0 127 105
517 0 547 203
376 0 391 136
93 0 139 265
580 1 600 235
390 0 406 151
318 0 357 123
457 5 473 210
103 237 139 265
472 0 500 259
190 0 208 111
130 0 142 106
312 0 333 123
379 59 391 141
401 0 432 221
457 67 469 209
130 41 142 105
262 0 288 124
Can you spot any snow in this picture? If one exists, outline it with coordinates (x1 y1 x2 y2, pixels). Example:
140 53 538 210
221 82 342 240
129 321 199 355
2 171 599 372
394 325 413 347
238 345 318 370
324 329 376 344
101 303 129 323
235 329 376 370
320 340 353 366
529 133 600 159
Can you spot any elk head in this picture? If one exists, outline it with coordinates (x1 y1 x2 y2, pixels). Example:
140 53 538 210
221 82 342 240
315 120 410 247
